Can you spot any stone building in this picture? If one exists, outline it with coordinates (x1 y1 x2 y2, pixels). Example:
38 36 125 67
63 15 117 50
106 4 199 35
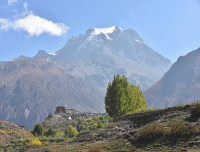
55 106 66 113
54 106 107 119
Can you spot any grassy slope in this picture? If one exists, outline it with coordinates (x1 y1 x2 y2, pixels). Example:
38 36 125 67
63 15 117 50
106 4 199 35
2 101 200 151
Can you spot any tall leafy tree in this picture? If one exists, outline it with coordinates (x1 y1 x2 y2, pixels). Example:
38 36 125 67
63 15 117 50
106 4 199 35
105 74 123 118
124 84 147 113
105 74 147 118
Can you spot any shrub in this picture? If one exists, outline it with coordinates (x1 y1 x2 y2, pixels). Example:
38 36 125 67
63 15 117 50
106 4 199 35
53 129 63 137
97 123 103 128
43 126 63 137
65 125 78 138
87 145 103 152
91 123 97 130
164 122 197 139
38 136 48 142
92 116 99 121
48 137 56 142
190 103 200 117
55 138 64 143
134 122 165 143
29 138 41 145
133 121 198 144
99 116 104 120
109 118 113 123
32 123 44 136
46 126 54 136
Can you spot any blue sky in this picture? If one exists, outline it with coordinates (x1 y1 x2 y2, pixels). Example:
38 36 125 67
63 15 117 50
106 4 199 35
0 0 199 64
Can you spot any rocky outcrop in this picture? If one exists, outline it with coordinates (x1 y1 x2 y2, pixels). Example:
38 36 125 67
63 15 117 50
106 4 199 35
42 112 78 133
0 120 29 132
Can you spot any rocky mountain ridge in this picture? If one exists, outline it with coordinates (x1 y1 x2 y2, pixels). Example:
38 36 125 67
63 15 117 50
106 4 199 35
143 47 200 109
0 58 105 129
11 26 172 92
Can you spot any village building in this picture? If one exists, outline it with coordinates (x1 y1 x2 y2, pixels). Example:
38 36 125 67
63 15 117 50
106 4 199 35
54 106 107 119
55 106 66 113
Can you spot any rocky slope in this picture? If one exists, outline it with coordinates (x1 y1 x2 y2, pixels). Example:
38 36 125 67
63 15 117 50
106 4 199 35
6 103 200 152
42 112 78 133
143 47 200 109
0 58 105 129
0 120 33 144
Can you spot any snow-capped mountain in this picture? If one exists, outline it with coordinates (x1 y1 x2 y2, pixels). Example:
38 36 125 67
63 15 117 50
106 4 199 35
0 26 173 129
52 26 171 92
12 26 172 92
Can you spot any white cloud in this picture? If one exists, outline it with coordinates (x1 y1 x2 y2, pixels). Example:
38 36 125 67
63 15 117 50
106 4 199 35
8 0 17 5
13 14 69 36
23 2 28 11
0 3 69 37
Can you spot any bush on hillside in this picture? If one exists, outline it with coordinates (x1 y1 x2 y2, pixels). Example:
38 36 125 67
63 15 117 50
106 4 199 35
32 123 44 137
133 121 198 143
43 126 63 137
92 116 99 121
87 146 103 152
190 103 200 117
97 123 103 128
164 122 197 139
90 123 97 130
46 126 53 136
29 138 41 145
65 125 78 138
99 116 104 120
134 122 164 143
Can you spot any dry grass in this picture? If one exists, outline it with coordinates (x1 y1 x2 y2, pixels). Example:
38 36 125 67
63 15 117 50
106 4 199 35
0 128 33 144
87 145 104 152
3 100 200 151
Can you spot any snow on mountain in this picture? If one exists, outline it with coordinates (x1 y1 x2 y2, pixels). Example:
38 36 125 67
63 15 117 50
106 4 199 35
135 39 142 43
10 26 172 93
87 26 122 41
49 53 56 55
50 26 171 92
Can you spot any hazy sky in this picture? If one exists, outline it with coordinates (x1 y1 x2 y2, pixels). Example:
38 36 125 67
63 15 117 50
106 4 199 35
0 0 199 64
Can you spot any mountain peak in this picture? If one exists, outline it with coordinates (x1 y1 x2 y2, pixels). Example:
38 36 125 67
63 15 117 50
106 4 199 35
123 28 144 43
11 55 31 61
92 26 120 35
86 26 122 41
38 50 48 54
33 50 50 59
